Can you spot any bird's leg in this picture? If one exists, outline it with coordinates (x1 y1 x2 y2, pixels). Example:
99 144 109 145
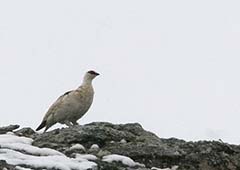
44 126 50 133
64 120 73 127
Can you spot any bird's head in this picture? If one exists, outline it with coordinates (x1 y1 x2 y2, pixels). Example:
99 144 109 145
83 70 100 83
87 70 100 78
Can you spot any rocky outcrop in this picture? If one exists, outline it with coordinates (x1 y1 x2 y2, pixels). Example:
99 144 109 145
1 122 240 170
0 160 15 170
0 125 19 134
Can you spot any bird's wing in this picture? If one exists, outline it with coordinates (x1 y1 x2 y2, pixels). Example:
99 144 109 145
43 90 73 121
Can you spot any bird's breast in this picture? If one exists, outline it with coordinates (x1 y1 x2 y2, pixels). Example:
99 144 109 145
74 87 94 113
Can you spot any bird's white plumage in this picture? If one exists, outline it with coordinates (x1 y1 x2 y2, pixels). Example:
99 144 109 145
36 71 99 132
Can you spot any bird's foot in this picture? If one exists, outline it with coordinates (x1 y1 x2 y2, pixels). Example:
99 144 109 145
64 121 73 127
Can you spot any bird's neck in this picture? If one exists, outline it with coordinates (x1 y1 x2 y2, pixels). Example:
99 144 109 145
81 76 93 87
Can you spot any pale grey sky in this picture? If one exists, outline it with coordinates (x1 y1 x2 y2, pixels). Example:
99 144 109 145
1 1 240 144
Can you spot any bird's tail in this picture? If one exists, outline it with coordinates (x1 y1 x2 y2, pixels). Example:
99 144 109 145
36 120 46 131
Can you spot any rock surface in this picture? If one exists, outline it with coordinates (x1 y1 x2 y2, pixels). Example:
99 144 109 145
0 125 19 134
1 122 240 170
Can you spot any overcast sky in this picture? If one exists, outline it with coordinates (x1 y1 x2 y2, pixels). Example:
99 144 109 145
1 1 240 144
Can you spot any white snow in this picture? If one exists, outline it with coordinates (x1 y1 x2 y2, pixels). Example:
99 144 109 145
102 154 144 167
6 132 15 135
0 134 33 144
69 144 85 151
0 149 97 170
16 166 33 170
1 143 63 156
75 153 98 161
151 165 179 170
120 139 127 144
0 133 97 170
90 144 99 150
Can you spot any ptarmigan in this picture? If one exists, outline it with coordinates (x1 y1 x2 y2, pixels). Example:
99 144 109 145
36 70 99 132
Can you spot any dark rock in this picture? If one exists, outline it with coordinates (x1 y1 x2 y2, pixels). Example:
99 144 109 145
33 122 138 152
0 124 19 134
0 160 15 170
96 160 150 170
32 122 240 170
14 127 36 138
2 122 240 170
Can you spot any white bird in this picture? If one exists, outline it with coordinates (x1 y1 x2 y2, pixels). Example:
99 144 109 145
36 70 100 132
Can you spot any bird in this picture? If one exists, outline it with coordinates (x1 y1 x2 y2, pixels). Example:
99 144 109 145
36 70 100 132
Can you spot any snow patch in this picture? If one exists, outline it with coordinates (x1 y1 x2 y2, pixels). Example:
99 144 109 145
90 144 99 150
0 134 33 145
120 139 127 144
69 144 85 151
75 153 98 161
0 134 97 170
1 143 63 156
16 166 33 170
0 148 97 170
6 132 15 135
151 165 178 170
102 154 144 167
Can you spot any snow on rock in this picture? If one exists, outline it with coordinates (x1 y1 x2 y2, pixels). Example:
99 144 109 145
1 143 63 156
90 144 99 150
0 134 97 170
16 166 33 170
69 144 85 151
151 165 179 170
0 148 97 170
75 154 98 161
6 132 15 135
120 139 127 144
0 134 33 145
102 154 145 167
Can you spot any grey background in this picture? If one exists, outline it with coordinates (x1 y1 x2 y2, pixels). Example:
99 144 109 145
1 1 240 144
